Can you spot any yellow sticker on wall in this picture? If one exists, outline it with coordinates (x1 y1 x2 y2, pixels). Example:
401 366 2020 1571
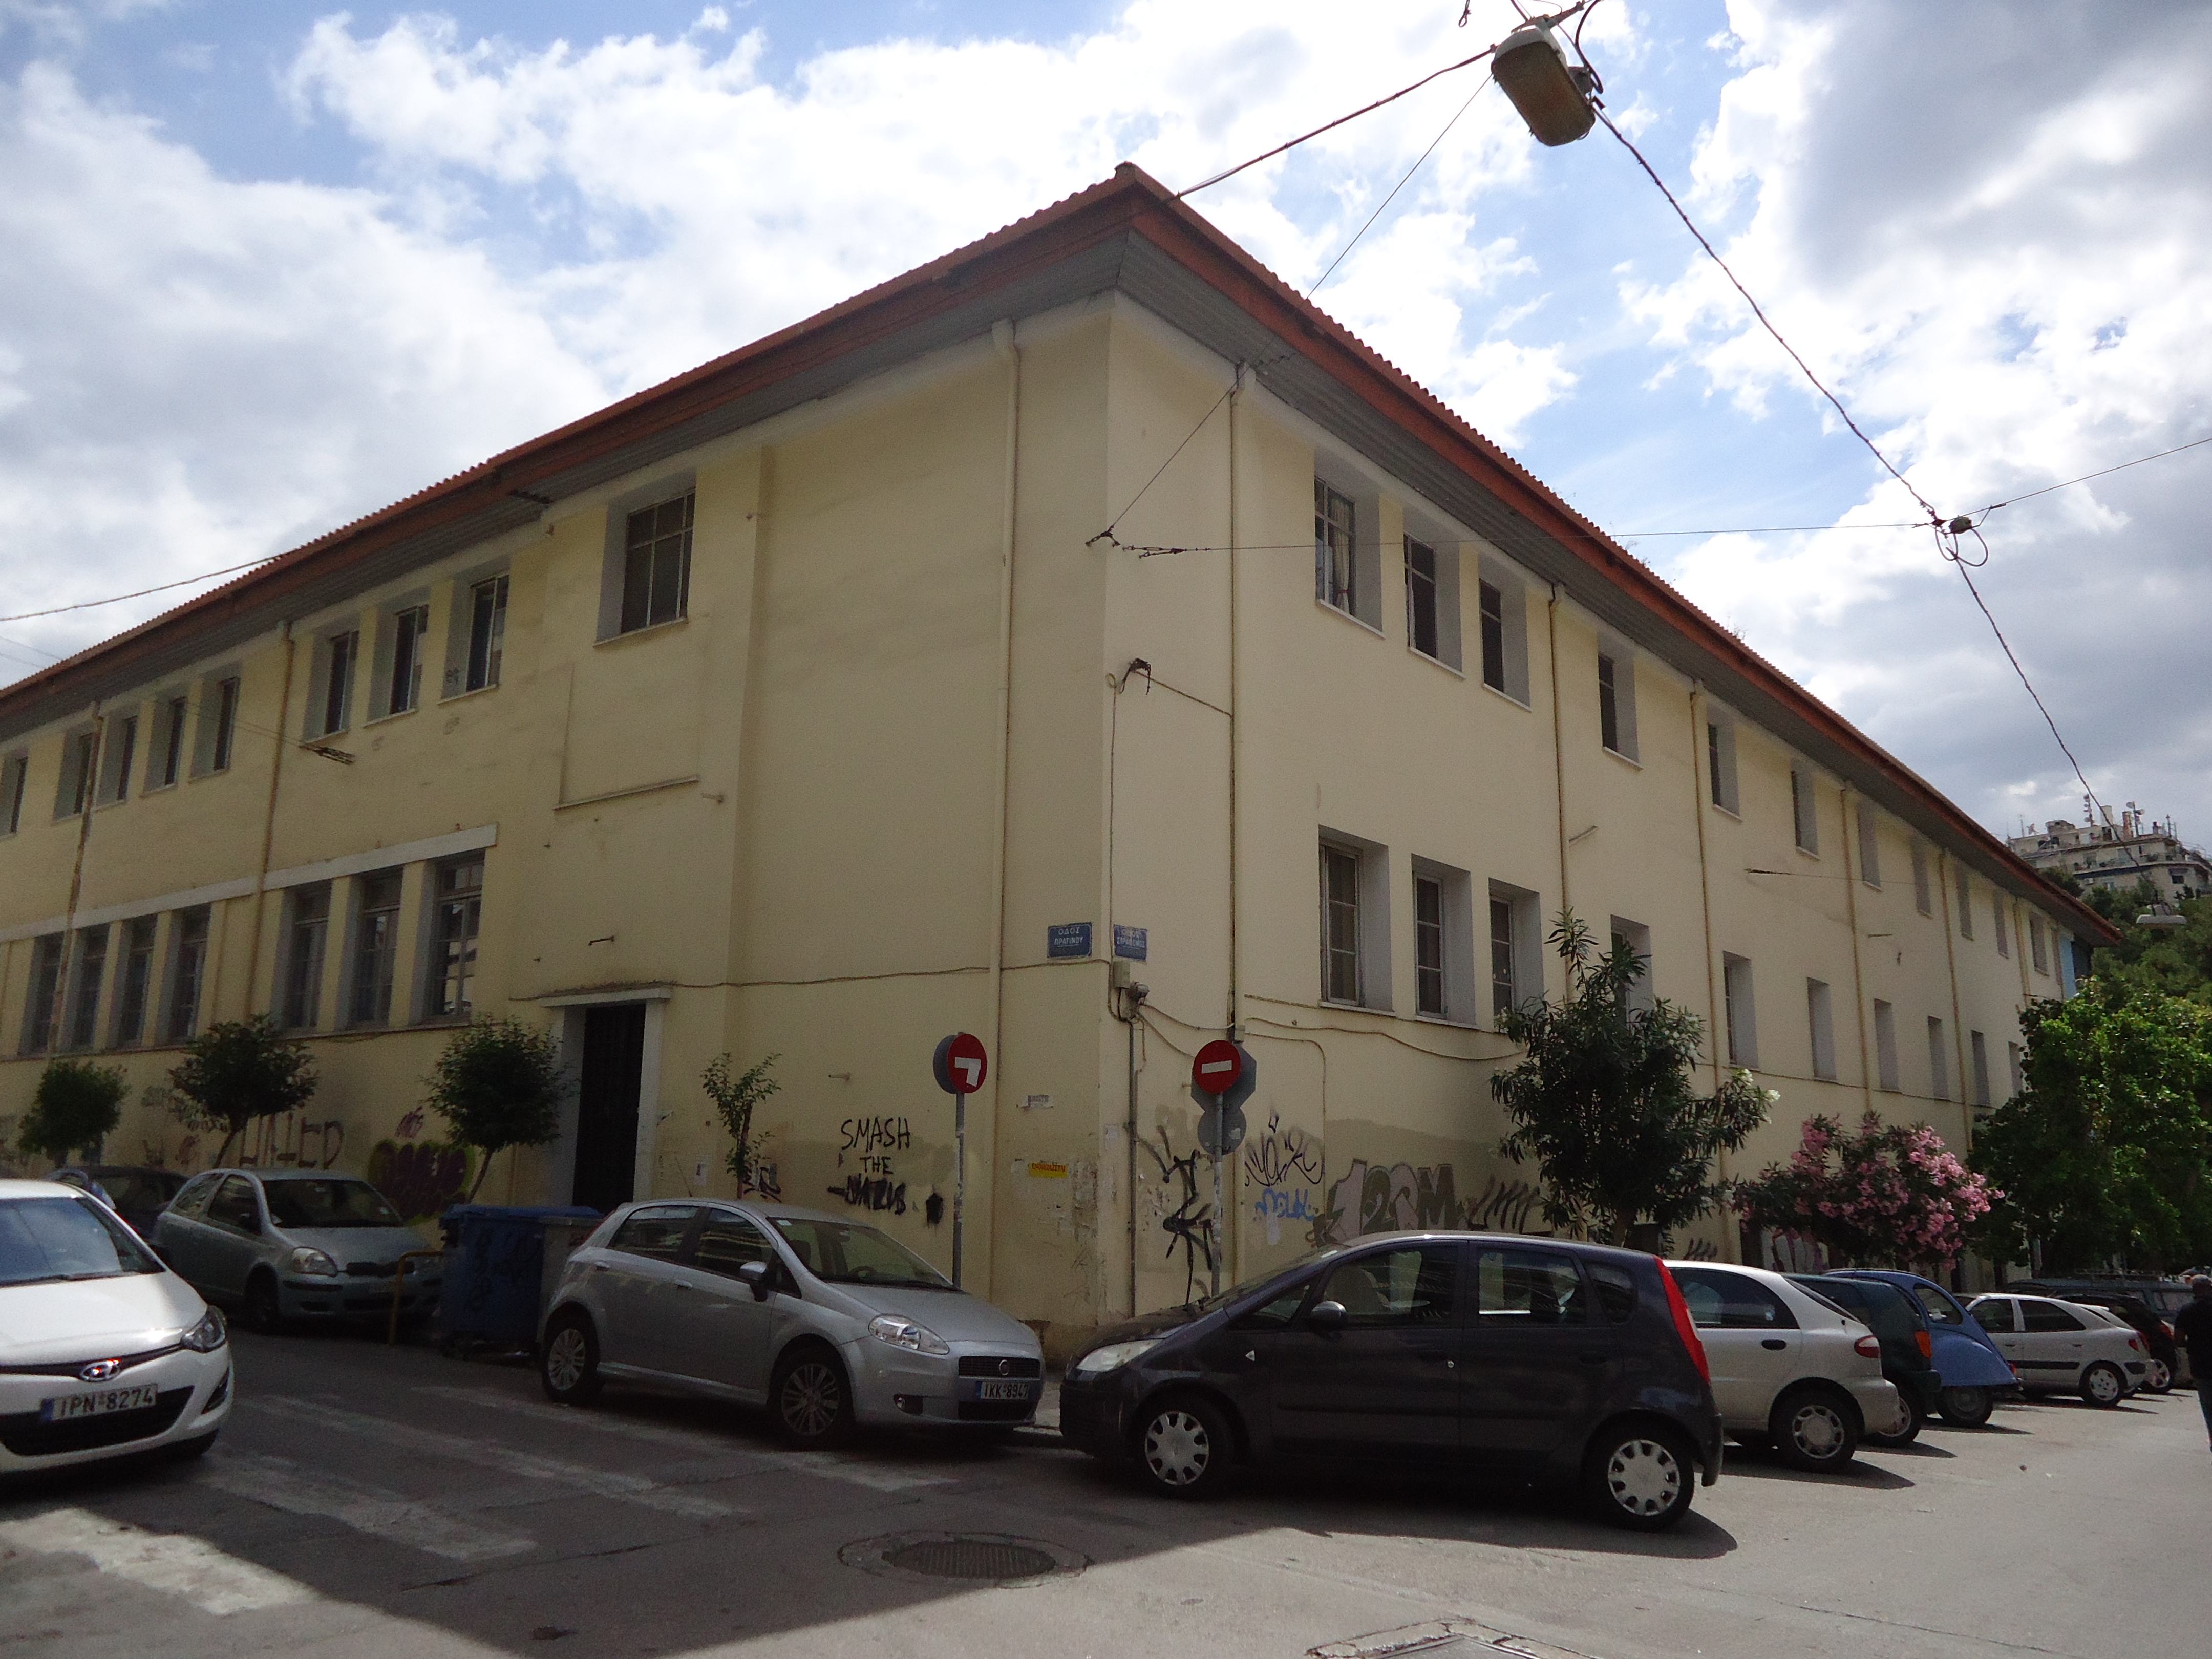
1027 1161 1069 1179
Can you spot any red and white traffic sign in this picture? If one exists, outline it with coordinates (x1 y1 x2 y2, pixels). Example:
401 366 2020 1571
1192 1039 1244 1096
932 1032 989 1095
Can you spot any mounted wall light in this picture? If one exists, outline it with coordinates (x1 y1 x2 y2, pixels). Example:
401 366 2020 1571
1493 20 1598 146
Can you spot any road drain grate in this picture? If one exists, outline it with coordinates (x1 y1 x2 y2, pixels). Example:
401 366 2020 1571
841 1532 1086 1588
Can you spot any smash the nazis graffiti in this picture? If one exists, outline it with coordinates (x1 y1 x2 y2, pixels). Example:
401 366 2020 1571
829 1117 910 1214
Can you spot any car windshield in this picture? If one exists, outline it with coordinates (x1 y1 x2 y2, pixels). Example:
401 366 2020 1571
770 1218 951 1289
264 1179 402 1229
0 1196 163 1286
1192 1247 1339 1315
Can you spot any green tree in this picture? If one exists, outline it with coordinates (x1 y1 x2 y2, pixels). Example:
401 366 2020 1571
1972 983 2212 1272
168 1016 318 1166
702 1052 780 1192
17 1058 129 1165
1493 911 1771 1246
424 1018 567 1200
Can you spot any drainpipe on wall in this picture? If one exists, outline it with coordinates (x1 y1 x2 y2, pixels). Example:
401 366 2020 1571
982 321 1021 1302
241 623 298 1024
1225 365 1243 1289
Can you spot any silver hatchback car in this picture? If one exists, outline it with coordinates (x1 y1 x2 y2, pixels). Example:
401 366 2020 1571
154 1168 442 1332
539 1200 1044 1445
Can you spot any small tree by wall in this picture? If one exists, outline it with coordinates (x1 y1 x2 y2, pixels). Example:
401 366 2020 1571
702 1053 780 1193
168 1016 318 1167
1737 1112 1999 1271
424 1018 567 1201
1493 911 1771 1246
17 1059 130 1165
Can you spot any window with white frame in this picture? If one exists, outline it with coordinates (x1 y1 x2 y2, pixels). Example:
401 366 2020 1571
1402 528 1462 671
1927 1015 1950 1100
98 712 138 805
1609 916 1652 1012
1476 560 1530 702
1598 646 1639 759
1488 881 1540 1027
1722 954 1758 1067
1 752 26 833
1414 873 1445 1016
1413 859 1474 1020
1873 999 1900 1091
20 933 63 1054
195 674 240 774
1911 838 1932 915
2029 915 2050 975
281 885 331 1029
430 857 484 1018
1707 719 1740 813
1791 766 1819 853
1314 480 1357 619
153 694 188 789
1970 1029 1991 1109
113 916 156 1048
623 494 694 633
1954 865 1973 939
1856 801 1882 887
316 630 359 737
385 605 430 717
464 573 508 692
56 728 97 818
1806 978 1837 1081
1992 893 2010 958
164 908 210 1044
62 926 107 1052
349 870 405 1027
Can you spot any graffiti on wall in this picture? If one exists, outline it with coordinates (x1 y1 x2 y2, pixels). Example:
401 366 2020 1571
828 1117 905 1213
367 1140 475 1223
1464 1175 1543 1233
239 1113 347 1172
1243 1112 1322 1246
1140 1126 1215 1303
1313 1159 1466 1246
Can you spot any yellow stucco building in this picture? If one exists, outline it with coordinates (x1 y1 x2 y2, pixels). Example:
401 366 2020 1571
0 168 2109 1349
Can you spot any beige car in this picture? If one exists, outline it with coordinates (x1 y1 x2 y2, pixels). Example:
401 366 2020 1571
1669 1261 1899 1474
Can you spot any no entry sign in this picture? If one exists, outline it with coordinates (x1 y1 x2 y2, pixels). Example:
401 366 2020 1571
932 1032 989 1096
1192 1039 1244 1096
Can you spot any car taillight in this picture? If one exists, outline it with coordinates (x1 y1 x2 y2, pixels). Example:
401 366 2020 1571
1915 1330 1932 1362
2128 1335 2142 1352
2162 1322 2176 1341
1855 1334 1883 1359
1657 1263 1711 1385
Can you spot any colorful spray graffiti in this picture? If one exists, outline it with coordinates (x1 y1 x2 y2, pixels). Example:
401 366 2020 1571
367 1140 475 1223
1243 1112 1322 1246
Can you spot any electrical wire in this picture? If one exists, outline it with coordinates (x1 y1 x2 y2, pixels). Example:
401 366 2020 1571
0 558 274 623
1310 78 1493 296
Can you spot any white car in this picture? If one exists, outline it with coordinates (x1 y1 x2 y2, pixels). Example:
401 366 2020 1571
1668 1261 1899 1474
0 1179 232 1474
1965 1294 2147 1407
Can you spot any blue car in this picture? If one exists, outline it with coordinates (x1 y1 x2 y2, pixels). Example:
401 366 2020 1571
1828 1271 2019 1426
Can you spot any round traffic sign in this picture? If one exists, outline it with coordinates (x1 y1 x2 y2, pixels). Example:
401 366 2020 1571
1192 1039 1243 1097
932 1032 989 1096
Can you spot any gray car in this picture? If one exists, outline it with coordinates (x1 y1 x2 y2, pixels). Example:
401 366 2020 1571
538 1200 1044 1445
153 1168 442 1333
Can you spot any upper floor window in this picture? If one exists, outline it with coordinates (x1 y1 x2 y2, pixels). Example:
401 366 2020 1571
1911 838 1932 914
206 675 240 772
2029 914 2050 975
622 494 694 633
350 870 404 1027
1405 539 1439 660
1856 800 1881 887
1479 582 1506 691
1873 998 1900 1091
432 857 484 1018
387 606 430 716
165 907 211 1045
1 753 26 833
1722 953 1758 1068
282 885 331 1029
57 729 97 818
156 694 188 789
1954 866 1974 939
1791 766 1819 853
318 630 359 736
114 917 157 1048
20 933 63 1054
99 714 138 805
1992 894 2010 958
63 926 108 1052
1320 843 1362 1004
464 573 509 692
1706 720 1739 813
1414 873 1444 1016
1314 481 1357 618
1597 648 1639 759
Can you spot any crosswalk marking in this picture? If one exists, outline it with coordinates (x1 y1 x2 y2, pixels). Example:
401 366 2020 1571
199 1449 535 1561
245 1396 734 1519
409 1384 954 1491
0 1507 314 1616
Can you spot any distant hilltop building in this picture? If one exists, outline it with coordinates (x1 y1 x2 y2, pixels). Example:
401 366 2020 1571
2009 804 2210 901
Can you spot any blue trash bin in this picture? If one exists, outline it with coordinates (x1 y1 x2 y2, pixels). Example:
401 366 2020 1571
438 1204 601 1353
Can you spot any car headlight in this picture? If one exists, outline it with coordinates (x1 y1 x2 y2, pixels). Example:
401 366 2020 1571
868 1315 951 1355
288 1247 341 1277
180 1307 227 1353
1070 1338 1160 1378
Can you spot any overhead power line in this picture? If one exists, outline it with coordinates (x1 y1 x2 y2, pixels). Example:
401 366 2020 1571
0 559 273 624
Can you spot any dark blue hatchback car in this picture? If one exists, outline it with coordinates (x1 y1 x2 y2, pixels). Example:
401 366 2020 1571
1059 1231 1724 1530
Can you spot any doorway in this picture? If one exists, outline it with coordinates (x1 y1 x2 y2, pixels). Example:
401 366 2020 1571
573 1003 646 1213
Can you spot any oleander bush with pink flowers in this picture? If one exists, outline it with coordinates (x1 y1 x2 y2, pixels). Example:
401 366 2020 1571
1736 1112 1999 1270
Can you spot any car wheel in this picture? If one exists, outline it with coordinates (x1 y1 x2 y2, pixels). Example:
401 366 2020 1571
1770 1386 1859 1473
1584 1422 1694 1531
1938 1386 1994 1428
2079 1362 2126 1408
2143 1356 2173 1394
241 1272 285 1335
772 1346 855 1448
1134 1394 1233 1499
1863 1388 1925 1449
539 1311 603 1406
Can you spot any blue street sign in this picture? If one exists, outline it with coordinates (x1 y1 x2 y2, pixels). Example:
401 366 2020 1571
1113 924 1148 961
1046 922 1093 959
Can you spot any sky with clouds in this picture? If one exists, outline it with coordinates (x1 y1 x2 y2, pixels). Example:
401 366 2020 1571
1 1 2206 846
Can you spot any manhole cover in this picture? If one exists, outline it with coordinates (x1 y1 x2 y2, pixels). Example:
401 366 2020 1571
884 1539 1057 1580
840 1532 1086 1588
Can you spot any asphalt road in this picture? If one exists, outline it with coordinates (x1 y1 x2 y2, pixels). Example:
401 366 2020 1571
3 1330 2206 1659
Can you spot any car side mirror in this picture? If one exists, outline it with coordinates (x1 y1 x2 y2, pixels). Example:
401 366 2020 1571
1308 1299 1347 1334
737 1260 773 1302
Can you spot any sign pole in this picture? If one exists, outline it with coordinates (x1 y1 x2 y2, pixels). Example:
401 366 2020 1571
931 1032 988 1294
1209 1092 1224 1299
953 1092 966 1290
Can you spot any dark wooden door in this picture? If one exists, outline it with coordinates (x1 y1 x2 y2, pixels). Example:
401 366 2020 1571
572 1004 646 1213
